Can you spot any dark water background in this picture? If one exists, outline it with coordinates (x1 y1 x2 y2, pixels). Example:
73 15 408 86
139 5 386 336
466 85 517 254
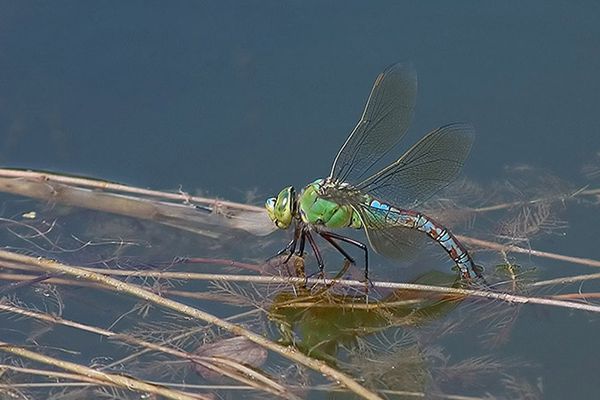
1 2 599 399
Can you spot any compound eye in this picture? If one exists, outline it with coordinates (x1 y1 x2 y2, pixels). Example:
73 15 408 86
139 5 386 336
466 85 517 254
265 197 277 223
273 186 295 229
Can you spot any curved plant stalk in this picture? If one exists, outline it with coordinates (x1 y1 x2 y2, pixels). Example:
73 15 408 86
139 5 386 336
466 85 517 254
0 249 383 400
102 309 263 375
0 296 288 399
0 297 282 399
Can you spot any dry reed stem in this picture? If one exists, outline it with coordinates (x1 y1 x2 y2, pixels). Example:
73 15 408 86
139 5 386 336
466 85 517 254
531 272 600 287
551 293 600 300
2 264 600 313
458 235 600 268
0 174 271 237
0 342 209 400
0 363 105 385
0 169 260 212
0 249 383 400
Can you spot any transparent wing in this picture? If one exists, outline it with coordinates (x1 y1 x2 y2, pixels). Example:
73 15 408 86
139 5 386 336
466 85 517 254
330 62 417 184
355 203 424 260
356 123 475 208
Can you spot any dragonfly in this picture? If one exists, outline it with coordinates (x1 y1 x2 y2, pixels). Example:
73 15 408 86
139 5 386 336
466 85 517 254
265 62 484 282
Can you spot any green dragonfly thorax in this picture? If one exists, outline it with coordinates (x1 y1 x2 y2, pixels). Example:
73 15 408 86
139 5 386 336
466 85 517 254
265 180 362 230
299 180 363 229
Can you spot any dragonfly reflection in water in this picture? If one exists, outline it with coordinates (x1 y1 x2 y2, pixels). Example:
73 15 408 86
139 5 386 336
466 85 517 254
265 63 484 283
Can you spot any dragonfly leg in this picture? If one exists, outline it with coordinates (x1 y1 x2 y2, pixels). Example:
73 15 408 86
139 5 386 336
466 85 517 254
281 238 297 263
318 232 356 264
271 223 301 264
305 230 325 277
297 227 306 257
319 231 369 282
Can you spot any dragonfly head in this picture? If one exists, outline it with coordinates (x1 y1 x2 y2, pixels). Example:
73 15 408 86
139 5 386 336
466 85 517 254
265 186 297 229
